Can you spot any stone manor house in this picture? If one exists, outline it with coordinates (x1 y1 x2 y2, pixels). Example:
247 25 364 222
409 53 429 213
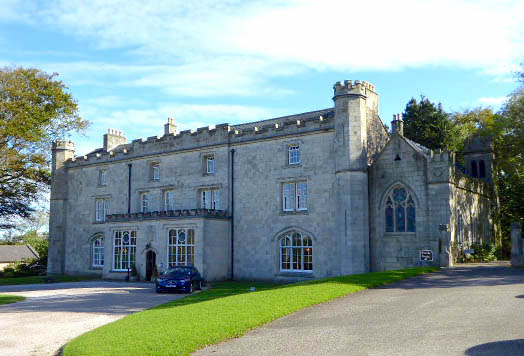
48 80 497 281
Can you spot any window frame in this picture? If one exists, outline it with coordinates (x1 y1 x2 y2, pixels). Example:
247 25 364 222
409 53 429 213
140 192 150 213
201 189 220 210
99 169 107 186
112 230 137 272
384 184 416 233
95 198 107 222
206 155 215 174
164 190 175 212
167 228 195 268
92 236 104 268
152 163 160 181
282 181 307 212
279 231 313 273
288 144 301 165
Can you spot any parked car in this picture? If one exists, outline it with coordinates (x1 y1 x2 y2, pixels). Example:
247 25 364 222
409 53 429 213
155 266 203 293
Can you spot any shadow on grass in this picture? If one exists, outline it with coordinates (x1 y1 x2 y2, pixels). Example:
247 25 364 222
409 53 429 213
153 267 438 311
464 339 524 355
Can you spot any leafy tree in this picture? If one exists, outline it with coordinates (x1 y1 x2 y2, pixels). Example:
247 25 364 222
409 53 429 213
402 96 457 150
0 66 88 229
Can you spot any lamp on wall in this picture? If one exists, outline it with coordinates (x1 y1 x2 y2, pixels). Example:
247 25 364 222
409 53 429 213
146 242 152 249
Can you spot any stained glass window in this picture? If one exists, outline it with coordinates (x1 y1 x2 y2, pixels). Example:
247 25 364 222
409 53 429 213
168 229 195 267
385 185 416 233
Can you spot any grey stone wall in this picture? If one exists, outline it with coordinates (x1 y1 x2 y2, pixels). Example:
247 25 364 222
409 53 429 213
369 134 437 271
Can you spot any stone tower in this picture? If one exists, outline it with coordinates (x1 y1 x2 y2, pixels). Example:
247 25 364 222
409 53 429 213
48 140 75 274
463 135 494 182
333 80 378 274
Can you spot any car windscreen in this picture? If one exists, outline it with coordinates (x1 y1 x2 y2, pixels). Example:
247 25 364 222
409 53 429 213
163 269 191 278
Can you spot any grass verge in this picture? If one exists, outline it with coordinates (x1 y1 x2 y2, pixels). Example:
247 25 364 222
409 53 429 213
0 294 26 305
0 275 100 286
63 267 437 356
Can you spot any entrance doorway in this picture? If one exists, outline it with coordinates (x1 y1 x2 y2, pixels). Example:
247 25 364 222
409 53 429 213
146 250 156 281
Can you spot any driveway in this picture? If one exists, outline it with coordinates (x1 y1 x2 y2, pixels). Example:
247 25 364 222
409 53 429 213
0 281 184 356
196 262 524 356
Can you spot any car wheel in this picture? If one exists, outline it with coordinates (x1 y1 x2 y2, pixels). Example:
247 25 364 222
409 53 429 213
198 281 202 290
188 283 193 294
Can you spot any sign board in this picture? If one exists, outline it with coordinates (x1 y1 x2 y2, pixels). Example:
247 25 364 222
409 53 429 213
420 250 433 261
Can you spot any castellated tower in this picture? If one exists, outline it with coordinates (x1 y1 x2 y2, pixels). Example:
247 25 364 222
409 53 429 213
333 80 378 275
48 140 75 274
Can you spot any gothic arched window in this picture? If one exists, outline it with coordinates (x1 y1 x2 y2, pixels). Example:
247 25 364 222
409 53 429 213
280 232 312 272
385 185 416 233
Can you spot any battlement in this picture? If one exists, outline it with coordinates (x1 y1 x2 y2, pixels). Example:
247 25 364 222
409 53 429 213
65 111 334 168
52 140 75 150
429 149 451 163
333 80 376 98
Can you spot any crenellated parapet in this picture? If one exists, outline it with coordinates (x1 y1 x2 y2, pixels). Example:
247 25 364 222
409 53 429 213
65 111 334 168
333 80 376 99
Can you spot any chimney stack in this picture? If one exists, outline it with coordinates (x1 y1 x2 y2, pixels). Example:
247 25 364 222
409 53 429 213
391 113 404 136
103 129 126 151
164 117 177 135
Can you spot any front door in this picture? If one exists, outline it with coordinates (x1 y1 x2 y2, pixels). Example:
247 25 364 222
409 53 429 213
146 250 156 281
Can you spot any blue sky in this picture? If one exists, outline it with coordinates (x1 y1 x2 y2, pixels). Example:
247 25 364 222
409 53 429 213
1 0 523 156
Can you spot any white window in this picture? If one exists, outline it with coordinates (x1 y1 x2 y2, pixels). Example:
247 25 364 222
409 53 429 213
99 170 107 186
113 230 136 271
283 182 307 212
164 190 175 211
201 189 219 209
206 156 215 174
280 232 313 272
92 236 104 267
168 228 195 267
288 145 300 165
141 193 149 213
152 164 160 181
95 199 107 222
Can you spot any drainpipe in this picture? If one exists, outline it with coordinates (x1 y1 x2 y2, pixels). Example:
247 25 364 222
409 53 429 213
128 163 132 214
230 149 235 280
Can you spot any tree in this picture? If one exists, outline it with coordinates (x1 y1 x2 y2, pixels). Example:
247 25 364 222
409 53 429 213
402 96 457 150
0 66 88 229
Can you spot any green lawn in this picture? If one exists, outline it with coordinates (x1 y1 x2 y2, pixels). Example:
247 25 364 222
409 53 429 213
0 294 25 305
63 267 438 356
0 275 100 286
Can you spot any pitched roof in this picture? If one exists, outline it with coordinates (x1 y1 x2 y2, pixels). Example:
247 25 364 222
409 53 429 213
402 136 431 156
0 245 39 263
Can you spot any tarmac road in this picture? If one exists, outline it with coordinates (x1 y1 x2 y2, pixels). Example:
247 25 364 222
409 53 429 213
0 281 184 356
195 262 524 356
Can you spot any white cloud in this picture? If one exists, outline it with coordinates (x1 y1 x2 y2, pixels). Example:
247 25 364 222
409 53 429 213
3 0 523 98
478 96 508 105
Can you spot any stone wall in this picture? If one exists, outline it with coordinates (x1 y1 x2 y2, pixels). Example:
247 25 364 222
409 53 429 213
369 134 438 271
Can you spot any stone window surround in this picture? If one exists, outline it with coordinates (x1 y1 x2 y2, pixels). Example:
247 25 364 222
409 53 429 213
200 151 216 175
93 194 111 223
162 223 198 270
88 233 104 270
196 183 223 210
279 176 310 214
110 226 139 272
271 226 317 277
147 159 161 182
282 139 304 168
378 181 419 235
137 190 151 213
98 169 108 187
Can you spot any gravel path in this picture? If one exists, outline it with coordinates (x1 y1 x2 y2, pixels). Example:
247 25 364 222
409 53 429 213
195 262 524 356
0 281 184 356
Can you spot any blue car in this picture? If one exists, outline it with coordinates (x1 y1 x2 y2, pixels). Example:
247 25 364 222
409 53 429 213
155 266 203 293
